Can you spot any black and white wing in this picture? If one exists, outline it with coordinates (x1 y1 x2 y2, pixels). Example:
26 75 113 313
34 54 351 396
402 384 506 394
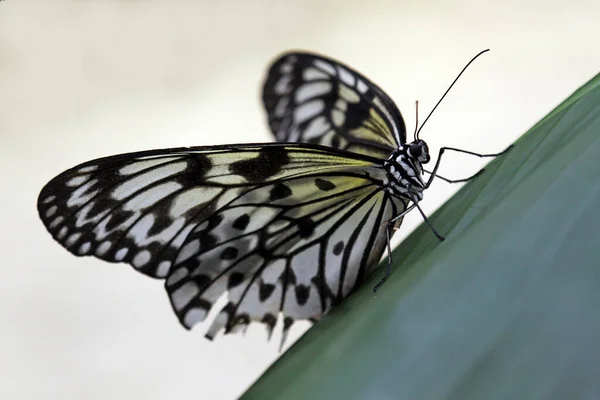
262 52 406 159
38 144 406 341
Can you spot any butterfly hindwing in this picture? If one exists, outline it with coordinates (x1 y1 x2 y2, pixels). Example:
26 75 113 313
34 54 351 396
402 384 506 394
38 144 406 339
168 173 403 339
262 52 407 158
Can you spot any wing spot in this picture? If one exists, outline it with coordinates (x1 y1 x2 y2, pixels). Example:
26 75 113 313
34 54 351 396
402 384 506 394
331 136 340 148
77 165 98 173
193 274 212 292
315 178 336 191
333 240 345 255
274 97 289 118
314 59 336 75
199 233 218 251
296 216 315 238
332 109 345 127
339 85 360 104
274 75 292 95
228 272 245 289
193 155 213 180
337 65 356 87
49 216 64 229
207 214 224 229
279 62 293 73
295 284 310 305
78 242 91 254
42 195 56 204
229 148 290 182
45 205 57 218
66 232 82 247
269 183 293 201
66 175 89 187
229 314 250 333
356 79 368 93
259 282 276 302
262 313 277 339
232 214 250 231
96 241 112 256
133 250 151 268
301 68 330 82
115 248 129 261
156 261 171 278
57 226 68 239
220 246 239 260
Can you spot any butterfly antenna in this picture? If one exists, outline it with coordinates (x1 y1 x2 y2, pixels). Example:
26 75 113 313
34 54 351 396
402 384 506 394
415 49 490 140
412 100 419 141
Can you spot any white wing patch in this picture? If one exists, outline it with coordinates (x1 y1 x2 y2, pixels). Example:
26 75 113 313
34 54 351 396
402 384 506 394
313 59 336 75
112 161 187 200
122 181 182 211
337 65 356 87
295 81 331 103
118 156 181 175
294 99 325 124
169 187 221 217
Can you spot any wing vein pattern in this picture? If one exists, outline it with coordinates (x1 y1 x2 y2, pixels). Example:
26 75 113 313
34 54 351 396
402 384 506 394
38 143 406 339
263 51 406 159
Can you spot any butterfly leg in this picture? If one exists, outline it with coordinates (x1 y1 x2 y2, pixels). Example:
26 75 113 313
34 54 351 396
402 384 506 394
373 202 437 292
423 168 484 184
373 220 396 293
425 145 513 187
414 201 445 241
388 203 416 229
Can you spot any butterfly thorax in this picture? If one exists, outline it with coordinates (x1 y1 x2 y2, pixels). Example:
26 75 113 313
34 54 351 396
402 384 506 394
383 139 430 202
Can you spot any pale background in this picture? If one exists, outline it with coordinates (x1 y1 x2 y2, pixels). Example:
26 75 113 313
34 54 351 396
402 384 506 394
1 1 598 399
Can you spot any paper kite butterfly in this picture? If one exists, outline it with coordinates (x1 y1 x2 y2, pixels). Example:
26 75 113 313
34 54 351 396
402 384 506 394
37 50 507 345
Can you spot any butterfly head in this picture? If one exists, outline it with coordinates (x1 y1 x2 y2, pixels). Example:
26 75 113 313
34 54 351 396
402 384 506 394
407 139 430 164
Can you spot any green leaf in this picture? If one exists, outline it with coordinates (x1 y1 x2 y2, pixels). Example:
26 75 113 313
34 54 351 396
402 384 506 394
242 72 600 400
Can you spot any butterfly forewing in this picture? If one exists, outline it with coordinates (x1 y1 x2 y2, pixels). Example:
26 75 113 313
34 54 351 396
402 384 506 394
262 52 407 158
38 143 406 339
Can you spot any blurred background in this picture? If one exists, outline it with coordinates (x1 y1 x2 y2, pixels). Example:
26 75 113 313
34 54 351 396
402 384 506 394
1 1 598 399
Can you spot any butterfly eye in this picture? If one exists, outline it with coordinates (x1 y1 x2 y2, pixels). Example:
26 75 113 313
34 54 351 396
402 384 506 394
409 141 430 164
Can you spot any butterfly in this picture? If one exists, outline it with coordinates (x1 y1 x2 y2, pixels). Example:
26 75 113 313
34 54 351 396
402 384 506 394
37 50 507 345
